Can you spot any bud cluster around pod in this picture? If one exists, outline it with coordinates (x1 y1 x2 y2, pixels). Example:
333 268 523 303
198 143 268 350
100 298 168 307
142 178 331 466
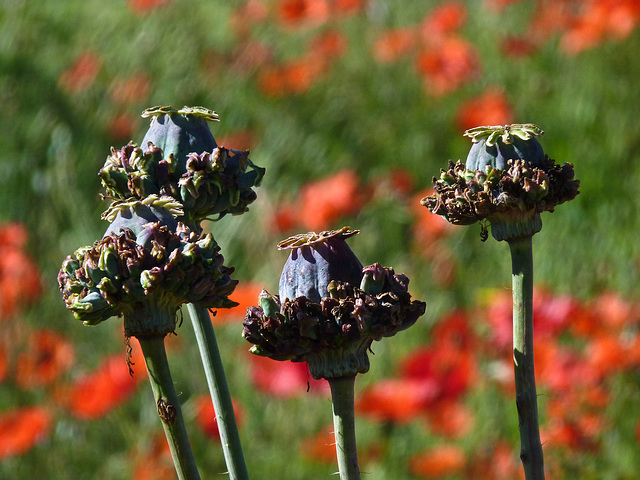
242 228 426 380
421 124 579 241
99 106 265 227
58 204 237 338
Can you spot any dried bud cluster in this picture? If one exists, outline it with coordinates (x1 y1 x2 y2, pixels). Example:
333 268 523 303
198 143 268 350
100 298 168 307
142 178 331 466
244 258 425 379
99 106 265 227
100 142 264 225
421 124 579 241
58 221 237 338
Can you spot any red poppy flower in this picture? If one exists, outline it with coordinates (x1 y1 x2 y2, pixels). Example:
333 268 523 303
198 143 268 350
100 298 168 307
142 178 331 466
455 87 514 133
58 51 101 94
309 30 348 63
355 378 437 424
258 57 324 97
420 1 467 44
372 28 418 63
108 112 137 141
415 36 480 97
300 424 336 464
58 346 146 420
332 0 365 15
0 223 42 320
215 130 256 151
230 1 270 38
194 394 244 441
127 0 170 14
270 201 300 233
248 354 328 397
299 169 364 231
483 287 579 353
14 329 75 389
278 0 330 27
0 346 7 383
209 282 264 325
409 444 466 479
425 400 474 438
0 406 53 459
400 345 477 403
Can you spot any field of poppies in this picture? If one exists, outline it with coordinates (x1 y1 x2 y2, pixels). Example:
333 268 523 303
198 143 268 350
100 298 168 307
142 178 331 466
1 0 640 479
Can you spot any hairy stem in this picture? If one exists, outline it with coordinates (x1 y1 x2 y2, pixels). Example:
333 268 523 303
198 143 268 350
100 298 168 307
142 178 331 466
328 375 361 480
138 336 201 480
187 303 249 480
509 237 545 480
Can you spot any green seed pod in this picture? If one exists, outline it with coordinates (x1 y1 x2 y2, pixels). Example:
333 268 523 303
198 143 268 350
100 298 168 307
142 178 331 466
99 106 265 227
421 124 580 242
58 211 238 338
465 124 545 171
243 229 426 380
277 227 363 304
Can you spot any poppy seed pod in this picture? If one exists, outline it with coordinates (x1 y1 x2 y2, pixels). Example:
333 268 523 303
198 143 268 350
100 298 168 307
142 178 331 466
277 227 363 304
58 202 237 338
243 228 426 380
99 106 265 227
421 124 579 241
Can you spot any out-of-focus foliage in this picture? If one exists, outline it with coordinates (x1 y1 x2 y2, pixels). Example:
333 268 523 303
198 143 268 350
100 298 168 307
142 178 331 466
1 0 640 479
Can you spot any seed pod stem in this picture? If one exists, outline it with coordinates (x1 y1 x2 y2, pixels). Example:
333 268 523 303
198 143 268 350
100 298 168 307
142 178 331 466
328 375 361 480
509 236 545 480
138 336 201 480
187 303 249 480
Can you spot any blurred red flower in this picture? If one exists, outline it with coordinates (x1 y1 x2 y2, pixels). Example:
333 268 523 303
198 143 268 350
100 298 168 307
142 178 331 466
210 282 264 325
278 0 330 27
465 440 524 479
372 28 418 63
230 1 270 38
0 222 42 320
108 112 137 141
0 346 6 383
58 345 146 420
455 87 514 133
127 0 170 14
110 73 151 105
415 36 480 97
248 354 328 397
356 378 438 424
309 30 348 63
0 406 53 459
271 201 300 233
14 329 75 389
483 287 579 352
560 0 640 55
300 424 336 464
425 401 474 438
215 130 257 151
299 169 365 231
194 394 244 441
420 1 467 43
58 51 101 94
400 345 477 403
409 444 466 479
258 57 324 97
131 432 176 480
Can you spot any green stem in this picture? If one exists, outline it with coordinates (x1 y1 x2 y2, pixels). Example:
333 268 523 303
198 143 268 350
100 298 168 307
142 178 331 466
508 237 545 480
328 375 361 480
138 336 201 480
187 303 249 480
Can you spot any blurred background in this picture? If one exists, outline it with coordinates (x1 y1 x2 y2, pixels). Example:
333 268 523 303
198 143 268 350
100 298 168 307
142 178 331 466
1 0 639 478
